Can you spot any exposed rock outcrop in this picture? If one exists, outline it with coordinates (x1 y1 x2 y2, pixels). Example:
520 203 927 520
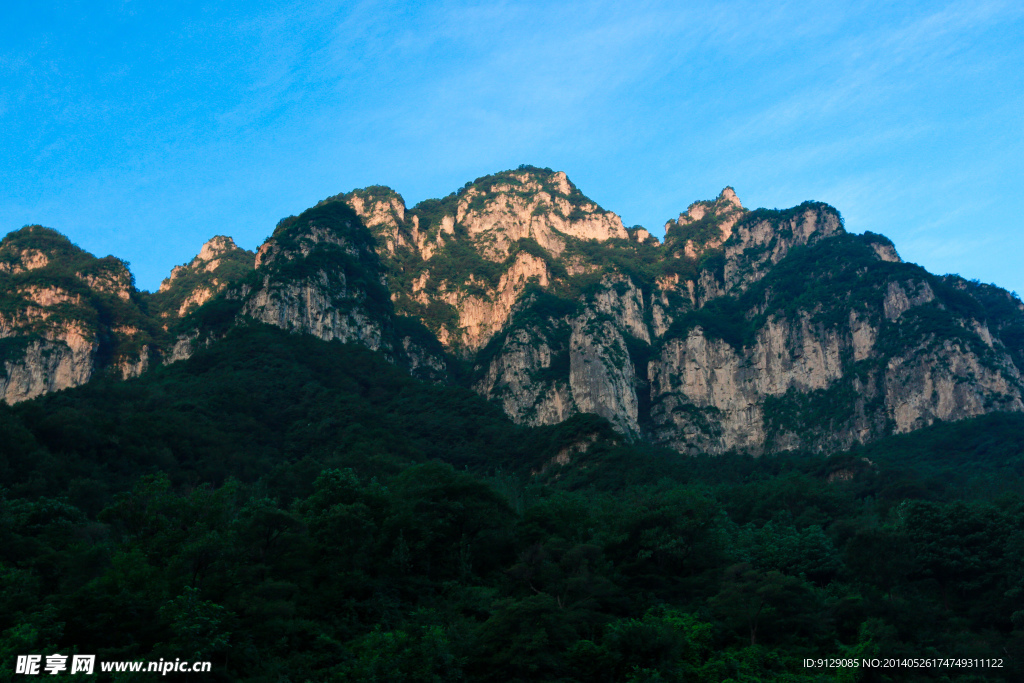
1 326 97 403
152 236 255 318
232 199 447 380
343 167 633 352
459 178 1024 454
240 204 390 350
0 226 158 402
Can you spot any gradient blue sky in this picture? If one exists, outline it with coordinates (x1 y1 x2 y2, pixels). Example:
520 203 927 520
2 0 1022 293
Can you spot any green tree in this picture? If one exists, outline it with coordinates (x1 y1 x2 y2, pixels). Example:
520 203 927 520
711 563 813 647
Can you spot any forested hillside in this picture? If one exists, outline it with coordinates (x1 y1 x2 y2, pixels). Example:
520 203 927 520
2 324 1023 681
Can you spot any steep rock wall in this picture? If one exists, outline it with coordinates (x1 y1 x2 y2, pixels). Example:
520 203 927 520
0 324 97 403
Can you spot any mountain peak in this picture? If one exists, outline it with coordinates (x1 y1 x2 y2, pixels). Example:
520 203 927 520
152 235 254 318
450 166 584 207
0 225 85 275
719 186 742 209
158 235 251 294
681 188 746 223
4 170 1023 463
196 235 240 263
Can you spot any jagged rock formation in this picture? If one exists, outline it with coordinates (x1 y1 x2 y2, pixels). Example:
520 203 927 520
233 200 447 380
4 166 1023 458
0 230 257 402
151 236 255 319
649 228 1024 454
339 168 630 351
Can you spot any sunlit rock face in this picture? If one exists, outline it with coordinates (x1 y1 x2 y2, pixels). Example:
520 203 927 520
233 200 447 381
341 168 630 353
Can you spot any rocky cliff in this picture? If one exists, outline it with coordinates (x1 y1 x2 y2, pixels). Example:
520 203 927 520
0 226 156 401
339 168 631 352
233 200 447 380
4 166 1023 458
0 229 258 402
340 168 1024 454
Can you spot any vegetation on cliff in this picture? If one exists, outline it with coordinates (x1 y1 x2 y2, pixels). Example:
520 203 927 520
146 236 255 320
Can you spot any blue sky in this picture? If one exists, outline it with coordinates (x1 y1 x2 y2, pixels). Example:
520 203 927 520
2 0 1022 294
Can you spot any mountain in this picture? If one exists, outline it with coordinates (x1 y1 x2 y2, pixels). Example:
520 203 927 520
4 173 1024 680
340 167 1024 454
3 321 1023 681
236 199 447 380
2 166 1023 456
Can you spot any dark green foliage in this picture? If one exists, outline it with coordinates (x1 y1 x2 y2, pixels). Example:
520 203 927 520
1 325 1023 679
663 295 754 351
0 225 101 285
178 292 248 338
559 236 669 295
653 233 897 352
952 277 1024 369
728 237 880 339
850 412 1024 501
425 236 506 295
762 379 875 450
664 212 725 250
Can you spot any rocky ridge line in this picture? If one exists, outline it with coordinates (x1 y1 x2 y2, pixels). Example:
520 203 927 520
2 168 1023 460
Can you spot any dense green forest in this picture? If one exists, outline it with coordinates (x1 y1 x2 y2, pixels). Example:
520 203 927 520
2 324 1023 681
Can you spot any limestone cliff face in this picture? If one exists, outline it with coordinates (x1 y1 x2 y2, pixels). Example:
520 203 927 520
0 228 257 402
241 271 387 350
0 226 157 402
468 187 828 445
473 318 576 427
470 286 644 442
659 193 844 308
451 171 627 262
647 306 1022 455
345 189 408 255
453 179 1024 455
568 312 640 436
651 235 1023 454
721 204 842 294
664 187 746 263
239 205 390 351
473 259 1023 455
343 167 630 353
0 325 98 403
472 283 643 437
